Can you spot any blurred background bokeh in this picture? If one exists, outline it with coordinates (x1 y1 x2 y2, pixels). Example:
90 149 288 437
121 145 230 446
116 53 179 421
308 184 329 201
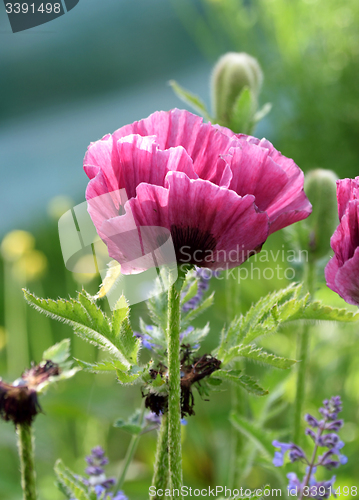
1 0 359 498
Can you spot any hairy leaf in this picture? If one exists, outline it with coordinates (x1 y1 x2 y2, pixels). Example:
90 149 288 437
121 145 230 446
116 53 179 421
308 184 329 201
23 290 140 369
222 344 296 369
287 300 359 322
54 460 96 500
75 359 127 373
182 292 215 327
211 369 268 396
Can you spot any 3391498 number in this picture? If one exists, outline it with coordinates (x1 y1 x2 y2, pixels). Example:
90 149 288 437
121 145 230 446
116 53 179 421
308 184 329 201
302 486 357 497
5 3 61 14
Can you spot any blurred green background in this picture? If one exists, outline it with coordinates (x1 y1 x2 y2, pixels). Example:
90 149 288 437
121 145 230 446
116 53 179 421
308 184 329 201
1 0 359 498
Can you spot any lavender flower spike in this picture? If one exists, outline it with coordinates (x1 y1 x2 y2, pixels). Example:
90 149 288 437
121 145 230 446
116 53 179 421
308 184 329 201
70 446 128 500
273 396 347 498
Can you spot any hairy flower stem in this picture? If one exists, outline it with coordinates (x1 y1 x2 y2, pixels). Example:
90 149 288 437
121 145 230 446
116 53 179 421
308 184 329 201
293 258 316 444
151 414 169 499
116 404 145 492
17 423 37 500
167 271 186 500
226 277 243 489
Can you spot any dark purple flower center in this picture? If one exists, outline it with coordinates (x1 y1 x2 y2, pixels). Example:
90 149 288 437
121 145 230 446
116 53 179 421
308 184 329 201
171 225 217 265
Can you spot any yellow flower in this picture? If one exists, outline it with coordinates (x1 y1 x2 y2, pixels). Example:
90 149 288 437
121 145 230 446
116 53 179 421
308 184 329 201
1 230 34 262
13 250 48 282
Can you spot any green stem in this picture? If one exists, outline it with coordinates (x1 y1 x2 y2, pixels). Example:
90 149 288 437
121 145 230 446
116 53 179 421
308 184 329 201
167 275 185 500
150 414 169 500
5 262 29 378
293 258 316 444
17 424 37 500
116 405 145 492
226 276 243 489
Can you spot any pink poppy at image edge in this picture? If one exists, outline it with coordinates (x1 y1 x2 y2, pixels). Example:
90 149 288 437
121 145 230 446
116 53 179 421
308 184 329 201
83 108 312 274
325 177 359 306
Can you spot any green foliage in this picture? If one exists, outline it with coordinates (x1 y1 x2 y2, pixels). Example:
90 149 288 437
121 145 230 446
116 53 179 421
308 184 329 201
114 409 144 435
217 283 359 365
143 271 213 354
75 359 128 373
147 283 168 334
213 283 359 398
23 289 142 384
37 339 79 393
229 412 275 460
222 345 296 369
210 369 268 396
230 87 256 135
287 300 359 322
169 80 212 121
181 292 215 328
180 279 198 306
43 338 71 365
54 460 97 500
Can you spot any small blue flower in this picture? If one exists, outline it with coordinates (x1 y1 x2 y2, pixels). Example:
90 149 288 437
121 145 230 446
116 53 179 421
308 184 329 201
272 440 292 466
305 414 320 428
287 472 301 494
112 492 128 500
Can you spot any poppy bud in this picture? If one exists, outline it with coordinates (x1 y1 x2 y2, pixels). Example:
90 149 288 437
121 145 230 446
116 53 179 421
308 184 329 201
211 52 263 130
304 169 338 259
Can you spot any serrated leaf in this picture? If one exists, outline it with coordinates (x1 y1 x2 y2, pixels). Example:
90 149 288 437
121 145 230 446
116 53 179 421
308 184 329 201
223 344 296 369
181 279 198 306
23 290 121 360
116 369 140 384
75 359 127 373
182 323 210 346
240 284 302 344
269 295 309 325
211 369 268 396
42 339 70 365
169 80 211 121
110 294 141 365
116 317 141 366
55 480 72 499
229 413 275 459
23 289 140 369
287 300 359 322
147 284 168 332
218 284 301 354
78 291 111 338
54 460 96 500
139 319 166 347
181 292 215 326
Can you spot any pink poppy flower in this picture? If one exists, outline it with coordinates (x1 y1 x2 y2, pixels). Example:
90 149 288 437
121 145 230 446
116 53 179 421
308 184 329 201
325 177 359 305
84 109 311 274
